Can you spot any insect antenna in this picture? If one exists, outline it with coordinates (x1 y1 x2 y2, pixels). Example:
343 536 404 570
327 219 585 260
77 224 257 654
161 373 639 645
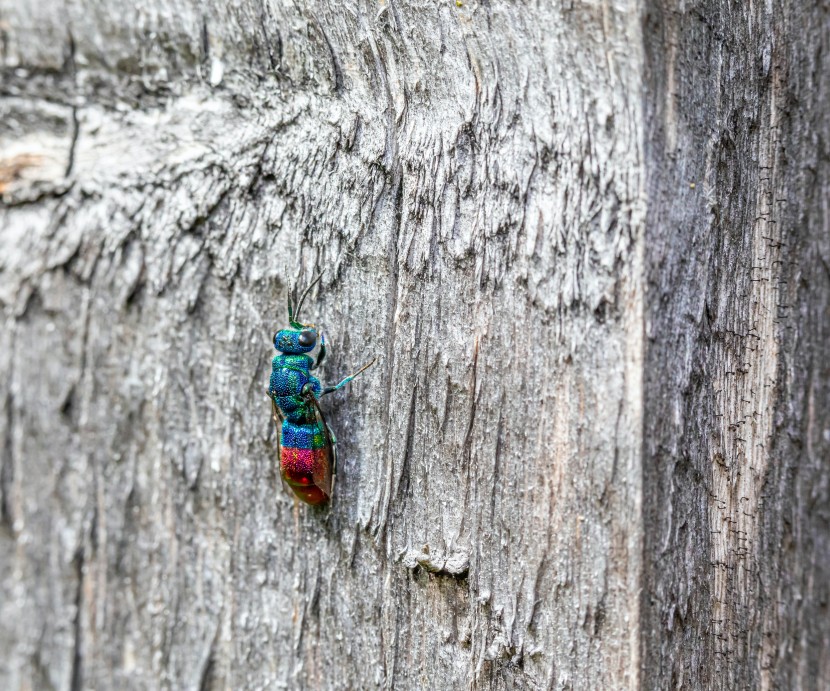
294 273 323 324
287 290 295 324
287 280 305 329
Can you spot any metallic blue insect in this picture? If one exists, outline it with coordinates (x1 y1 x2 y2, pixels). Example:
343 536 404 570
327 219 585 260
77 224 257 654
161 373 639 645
266 276 374 505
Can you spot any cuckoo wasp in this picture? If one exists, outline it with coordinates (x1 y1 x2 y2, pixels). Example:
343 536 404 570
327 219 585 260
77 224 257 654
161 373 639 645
266 275 374 505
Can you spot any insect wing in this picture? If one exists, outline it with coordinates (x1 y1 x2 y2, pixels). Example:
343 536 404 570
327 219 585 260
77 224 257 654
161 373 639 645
302 388 335 500
268 394 292 496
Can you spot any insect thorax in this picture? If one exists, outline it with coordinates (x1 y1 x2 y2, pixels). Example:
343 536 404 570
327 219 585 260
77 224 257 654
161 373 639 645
269 354 321 423
273 353 312 370
270 354 310 392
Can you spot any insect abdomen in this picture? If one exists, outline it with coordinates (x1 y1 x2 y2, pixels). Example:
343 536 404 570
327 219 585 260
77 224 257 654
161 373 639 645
280 421 331 505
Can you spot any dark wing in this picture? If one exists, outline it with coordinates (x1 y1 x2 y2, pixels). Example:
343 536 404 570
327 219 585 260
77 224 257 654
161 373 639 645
268 392 291 496
301 387 336 501
269 393 284 428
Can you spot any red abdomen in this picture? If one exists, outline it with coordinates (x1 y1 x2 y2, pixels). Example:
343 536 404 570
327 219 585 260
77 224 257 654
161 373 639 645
280 447 331 505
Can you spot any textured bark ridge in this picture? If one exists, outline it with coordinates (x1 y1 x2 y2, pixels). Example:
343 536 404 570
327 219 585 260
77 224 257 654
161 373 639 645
0 1 826 690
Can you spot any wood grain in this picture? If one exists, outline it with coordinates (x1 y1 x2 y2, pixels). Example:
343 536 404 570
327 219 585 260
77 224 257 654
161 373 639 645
0 1 826 689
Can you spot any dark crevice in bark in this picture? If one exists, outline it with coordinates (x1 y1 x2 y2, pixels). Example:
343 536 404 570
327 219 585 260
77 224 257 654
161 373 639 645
200 17 210 65
65 105 80 178
69 548 84 691
309 13 342 94
198 653 216 691
395 379 417 507
0 390 13 531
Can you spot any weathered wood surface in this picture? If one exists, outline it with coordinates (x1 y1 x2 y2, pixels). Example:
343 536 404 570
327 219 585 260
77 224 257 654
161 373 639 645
641 3 830 689
0 1 826 689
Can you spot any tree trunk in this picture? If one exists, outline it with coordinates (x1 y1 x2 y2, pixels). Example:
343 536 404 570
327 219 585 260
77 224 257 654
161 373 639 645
0 1 826 689
641 4 830 688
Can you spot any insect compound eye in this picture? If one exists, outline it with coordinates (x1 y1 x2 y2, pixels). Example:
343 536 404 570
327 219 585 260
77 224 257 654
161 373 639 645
298 329 317 347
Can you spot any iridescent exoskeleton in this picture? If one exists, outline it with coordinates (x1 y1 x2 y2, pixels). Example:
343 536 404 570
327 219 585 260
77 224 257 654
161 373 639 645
267 276 374 505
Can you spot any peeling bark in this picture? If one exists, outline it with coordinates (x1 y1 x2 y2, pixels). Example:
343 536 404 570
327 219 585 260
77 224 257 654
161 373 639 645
0 1 826 689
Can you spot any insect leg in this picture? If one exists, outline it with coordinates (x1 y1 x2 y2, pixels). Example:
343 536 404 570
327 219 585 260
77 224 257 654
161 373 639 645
310 333 327 371
320 357 376 395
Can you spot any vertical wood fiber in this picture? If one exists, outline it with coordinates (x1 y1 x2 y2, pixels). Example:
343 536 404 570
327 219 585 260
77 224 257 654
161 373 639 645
642 1 830 688
1 1 645 688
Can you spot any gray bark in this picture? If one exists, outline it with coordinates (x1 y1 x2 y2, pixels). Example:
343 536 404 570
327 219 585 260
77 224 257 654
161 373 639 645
642 3 830 688
0 1 826 690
